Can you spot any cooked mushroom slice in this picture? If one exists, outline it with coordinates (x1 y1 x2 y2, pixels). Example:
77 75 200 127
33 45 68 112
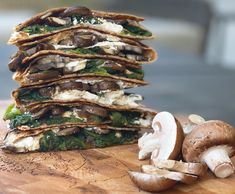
128 171 176 192
102 62 125 73
141 165 198 184
74 32 98 47
59 82 86 91
38 86 55 97
151 159 208 177
56 127 80 136
31 107 50 119
182 120 235 178
182 114 205 135
61 6 92 17
82 105 108 118
8 51 25 71
90 81 120 93
45 17 69 26
138 111 184 160
27 70 60 81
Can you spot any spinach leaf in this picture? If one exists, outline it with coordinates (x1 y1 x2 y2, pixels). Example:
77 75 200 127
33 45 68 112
126 68 144 80
9 114 83 129
44 116 83 125
39 129 137 151
122 23 152 37
9 113 40 129
18 89 51 102
3 103 22 120
39 130 86 151
80 59 109 76
73 15 102 25
110 111 140 127
23 24 64 35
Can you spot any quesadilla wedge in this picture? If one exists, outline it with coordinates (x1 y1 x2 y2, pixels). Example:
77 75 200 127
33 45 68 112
13 78 144 109
9 27 156 72
11 51 148 86
4 102 155 131
8 6 154 45
3 126 139 153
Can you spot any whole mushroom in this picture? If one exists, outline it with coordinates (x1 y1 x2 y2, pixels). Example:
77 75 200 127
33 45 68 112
182 120 235 178
138 111 184 160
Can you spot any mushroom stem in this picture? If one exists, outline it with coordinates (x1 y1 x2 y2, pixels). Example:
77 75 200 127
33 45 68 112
201 146 234 178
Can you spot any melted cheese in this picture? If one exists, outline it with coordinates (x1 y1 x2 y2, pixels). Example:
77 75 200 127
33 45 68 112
94 22 123 34
134 114 152 127
64 60 87 72
72 17 123 34
4 133 42 152
52 89 142 108
53 90 98 101
53 45 76 49
86 41 126 55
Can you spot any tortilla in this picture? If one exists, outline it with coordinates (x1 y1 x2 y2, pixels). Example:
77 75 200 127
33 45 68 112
3 126 139 153
11 51 148 87
12 77 145 110
8 101 156 132
8 7 154 45
10 27 157 70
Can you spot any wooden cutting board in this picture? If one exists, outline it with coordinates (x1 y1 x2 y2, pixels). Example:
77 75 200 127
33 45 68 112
0 100 235 194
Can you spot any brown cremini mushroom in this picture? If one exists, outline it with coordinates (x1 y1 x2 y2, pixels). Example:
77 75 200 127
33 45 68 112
138 111 184 160
151 159 208 177
128 171 177 192
182 120 235 178
141 165 198 184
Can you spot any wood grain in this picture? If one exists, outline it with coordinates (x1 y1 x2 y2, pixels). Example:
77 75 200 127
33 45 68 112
0 100 235 194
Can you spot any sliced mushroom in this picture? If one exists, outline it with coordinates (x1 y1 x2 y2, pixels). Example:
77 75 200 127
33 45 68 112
61 6 92 17
56 127 80 136
151 159 208 177
25 43 55 56
45 17 68 26
74 32 98 47
59 82 88 91
141 165 198 184
38 87 55 97
27 70 60 81
138 111 184 160
90 81 120 93
182 120 235 178
8 51 25 72
82 105 108 118
31 107 50 119
102 62 125 73
128 171 176 192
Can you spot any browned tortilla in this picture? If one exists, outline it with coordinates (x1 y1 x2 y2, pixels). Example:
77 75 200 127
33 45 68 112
12 76 147 109
8 7 153 45
11 101 156 131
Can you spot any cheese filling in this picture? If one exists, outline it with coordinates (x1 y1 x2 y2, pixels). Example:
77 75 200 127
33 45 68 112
73 17 123 34
52 89 142 107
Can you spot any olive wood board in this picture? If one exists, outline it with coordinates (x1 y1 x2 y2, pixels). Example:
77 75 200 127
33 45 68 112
0 100 235 194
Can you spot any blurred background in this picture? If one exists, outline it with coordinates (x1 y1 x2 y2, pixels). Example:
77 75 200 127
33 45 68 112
0 0 234 124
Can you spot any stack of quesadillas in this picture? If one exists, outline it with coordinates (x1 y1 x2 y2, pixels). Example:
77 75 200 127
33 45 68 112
3 7 157 153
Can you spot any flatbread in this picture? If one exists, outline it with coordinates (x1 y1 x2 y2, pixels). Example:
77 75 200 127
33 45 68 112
8 7 154 45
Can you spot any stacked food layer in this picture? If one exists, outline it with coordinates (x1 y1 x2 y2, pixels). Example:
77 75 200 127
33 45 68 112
3 6 157 153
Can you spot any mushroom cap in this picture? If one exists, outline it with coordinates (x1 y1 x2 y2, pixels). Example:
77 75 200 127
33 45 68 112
150 112 184 160
182 120 235 162
128 171 176 192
